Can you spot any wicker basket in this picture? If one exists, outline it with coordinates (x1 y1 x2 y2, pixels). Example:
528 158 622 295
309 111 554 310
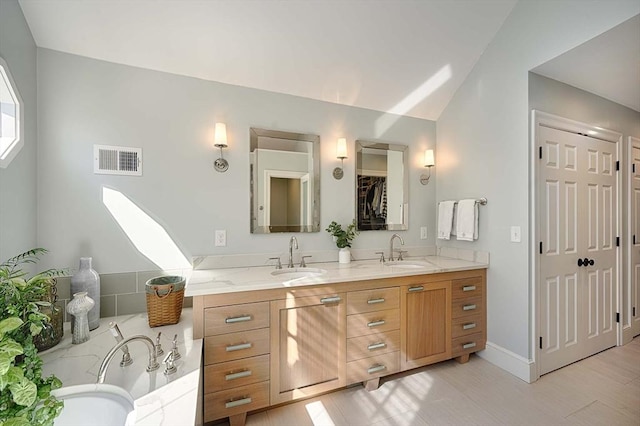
145 275 185 327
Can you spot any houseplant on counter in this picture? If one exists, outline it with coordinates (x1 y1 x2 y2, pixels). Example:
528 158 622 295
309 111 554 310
0 248 64 426
326 220 359 264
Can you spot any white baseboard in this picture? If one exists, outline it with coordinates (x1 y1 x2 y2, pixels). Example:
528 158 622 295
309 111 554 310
477 341 536 383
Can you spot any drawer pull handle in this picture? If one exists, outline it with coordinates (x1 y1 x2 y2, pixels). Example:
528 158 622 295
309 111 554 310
462 285 477 292
225 315 252 324
367 298 386 305
408 286 424 292
367 320 386 328
225 370 252 381
462 304 477 311
320 296 342 304
226 342 252 352
225 397 252 409
367 364 387 374
462 342 477 349
367 342 387 351
462 322 477 330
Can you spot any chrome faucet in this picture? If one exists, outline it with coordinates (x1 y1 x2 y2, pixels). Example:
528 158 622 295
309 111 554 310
389 233 405 262
288 236 298 268
97 335 160 384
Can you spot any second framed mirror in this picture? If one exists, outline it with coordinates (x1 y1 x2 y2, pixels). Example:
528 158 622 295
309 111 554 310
355 140 408 231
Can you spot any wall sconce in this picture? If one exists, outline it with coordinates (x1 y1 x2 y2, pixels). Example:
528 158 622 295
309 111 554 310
213 122 229 173
420 149 435 185
333 137 347 180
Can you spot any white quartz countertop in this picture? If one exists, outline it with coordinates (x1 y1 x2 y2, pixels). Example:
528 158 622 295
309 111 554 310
40 309 202 425
185 255 488 297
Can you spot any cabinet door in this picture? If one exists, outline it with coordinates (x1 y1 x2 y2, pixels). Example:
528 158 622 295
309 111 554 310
270 293 346 404
401 282 451 370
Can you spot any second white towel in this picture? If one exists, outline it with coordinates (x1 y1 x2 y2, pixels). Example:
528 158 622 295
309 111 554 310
456 199 478 241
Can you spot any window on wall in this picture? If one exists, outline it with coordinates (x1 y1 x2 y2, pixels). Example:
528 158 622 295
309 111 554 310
0 57 23 168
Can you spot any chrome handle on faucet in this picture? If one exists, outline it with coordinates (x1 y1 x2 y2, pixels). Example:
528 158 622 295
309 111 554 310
268 257 282 269
155 332 164 357
171 334 181 360
300 255 312 268
109 322 133 367
162 350 177 375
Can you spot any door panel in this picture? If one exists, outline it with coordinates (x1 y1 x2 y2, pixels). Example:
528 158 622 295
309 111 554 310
631 140 640 338
538 124 618 375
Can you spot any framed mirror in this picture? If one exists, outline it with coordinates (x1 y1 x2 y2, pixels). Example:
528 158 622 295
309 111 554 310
250 128 320 233
355 140 408 231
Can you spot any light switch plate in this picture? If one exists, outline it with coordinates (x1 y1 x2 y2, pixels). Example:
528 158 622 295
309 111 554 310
420 227 428 239
510 226 521 243
215 230 227 247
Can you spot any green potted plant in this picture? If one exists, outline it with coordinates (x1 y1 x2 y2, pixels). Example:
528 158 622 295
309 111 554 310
326 220 359 264
0 248 64 426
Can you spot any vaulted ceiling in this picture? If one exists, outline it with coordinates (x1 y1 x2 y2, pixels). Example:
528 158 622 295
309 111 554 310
18 1 640 120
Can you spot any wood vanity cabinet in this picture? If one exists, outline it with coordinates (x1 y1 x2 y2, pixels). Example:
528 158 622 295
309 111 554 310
192 268 486 426
270 292 346 405
400 281 451 370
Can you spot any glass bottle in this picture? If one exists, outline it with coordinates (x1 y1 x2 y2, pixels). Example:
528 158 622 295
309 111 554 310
67 292 95 344
34 278 64 351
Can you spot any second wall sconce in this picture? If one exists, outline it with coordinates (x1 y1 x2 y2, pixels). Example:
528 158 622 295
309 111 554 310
420 149 435 185
213 122 229 173
333 137 347 180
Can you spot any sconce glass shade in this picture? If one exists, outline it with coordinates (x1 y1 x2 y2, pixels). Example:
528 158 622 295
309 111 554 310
336 137 348 159
424 149 435 167
214 122 228 148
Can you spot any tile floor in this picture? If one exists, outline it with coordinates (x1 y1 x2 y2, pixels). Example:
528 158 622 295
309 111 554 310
218 337 639 426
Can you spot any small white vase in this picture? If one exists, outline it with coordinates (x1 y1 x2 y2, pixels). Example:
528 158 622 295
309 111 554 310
67 292 95 344
338 248 351 264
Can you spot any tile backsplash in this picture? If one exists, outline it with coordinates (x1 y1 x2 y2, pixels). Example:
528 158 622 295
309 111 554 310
54 269 192 322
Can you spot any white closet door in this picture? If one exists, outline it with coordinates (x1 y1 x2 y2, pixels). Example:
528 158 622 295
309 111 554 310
538 125 618 375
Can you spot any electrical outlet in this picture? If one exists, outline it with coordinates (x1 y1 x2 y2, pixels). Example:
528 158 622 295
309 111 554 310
510 226 521 243
215 230 227 247
420 226 428 239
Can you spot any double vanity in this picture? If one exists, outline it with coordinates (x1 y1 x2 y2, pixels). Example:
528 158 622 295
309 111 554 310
188 253 488 426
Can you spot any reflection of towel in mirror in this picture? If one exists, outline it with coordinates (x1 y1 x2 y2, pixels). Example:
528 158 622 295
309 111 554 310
456 199 478 241
437 201 455 240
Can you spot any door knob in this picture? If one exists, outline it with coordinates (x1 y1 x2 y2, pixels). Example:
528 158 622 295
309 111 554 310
577 257 595 267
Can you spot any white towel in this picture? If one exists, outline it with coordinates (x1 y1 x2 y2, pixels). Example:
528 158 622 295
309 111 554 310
456 199 478 241
437 201 456 240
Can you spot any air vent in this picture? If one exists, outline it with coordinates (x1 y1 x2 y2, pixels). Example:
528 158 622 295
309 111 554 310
94 145 142 176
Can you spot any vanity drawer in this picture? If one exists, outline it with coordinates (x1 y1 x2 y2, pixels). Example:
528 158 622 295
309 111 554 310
451 314 484 338
451 296 483 319
452 277 483 300
204 328 270 364
205 354 270 393
204 301 269 336
347 330 400 362
451 332 485 357
347 309 400 338
346 351 399 385
204 381 270 423
347 287 399 315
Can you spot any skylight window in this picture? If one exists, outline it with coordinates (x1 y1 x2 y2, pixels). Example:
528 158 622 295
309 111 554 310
0 57 23 168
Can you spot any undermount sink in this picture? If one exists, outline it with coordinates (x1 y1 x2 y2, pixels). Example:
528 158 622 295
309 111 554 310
51 383 135 426
384 260 435 269
270 267 327 279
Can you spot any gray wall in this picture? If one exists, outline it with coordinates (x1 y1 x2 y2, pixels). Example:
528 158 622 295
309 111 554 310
437 0 639 361
0 0 37 262
36 49 436 273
